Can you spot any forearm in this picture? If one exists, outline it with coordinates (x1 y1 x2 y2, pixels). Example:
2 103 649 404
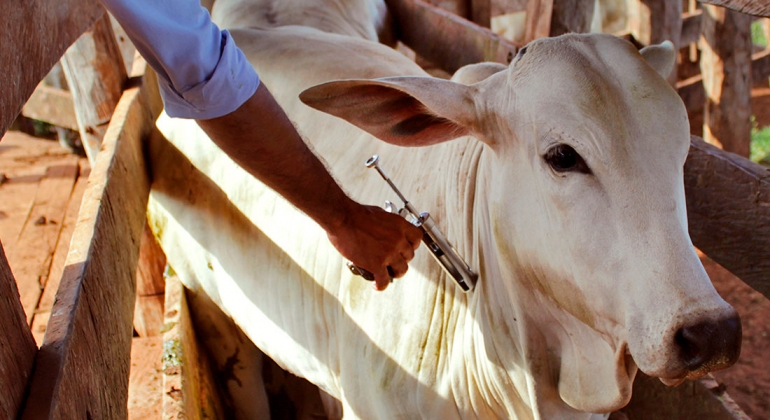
197 82 354 231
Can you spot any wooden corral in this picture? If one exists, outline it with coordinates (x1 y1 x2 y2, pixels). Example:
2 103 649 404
0 0 768 419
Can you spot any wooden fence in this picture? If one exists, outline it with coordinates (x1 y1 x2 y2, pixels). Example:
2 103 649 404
0 0 768 418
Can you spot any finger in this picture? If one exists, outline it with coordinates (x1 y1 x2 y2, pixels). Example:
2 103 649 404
399 242 415 262
373 268 392 291
389 258 409 279
406 226 422 250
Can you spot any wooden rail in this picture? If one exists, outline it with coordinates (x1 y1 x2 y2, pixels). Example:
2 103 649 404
386 0 519 73
0 245 36 419
20 65 161 419
698 0 770 17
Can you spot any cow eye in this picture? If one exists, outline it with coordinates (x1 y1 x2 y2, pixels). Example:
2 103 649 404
544 144 591 174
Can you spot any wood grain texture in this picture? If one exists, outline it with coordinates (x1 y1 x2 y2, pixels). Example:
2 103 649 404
61 12 128 163
19 69 158 420
162 276 225 420
685 136 770 300
698 0 770 18
387 0 519 74
0 0 104 138
31 161 90 345
21 85 78 131
699 4 752 157
0 243 37 420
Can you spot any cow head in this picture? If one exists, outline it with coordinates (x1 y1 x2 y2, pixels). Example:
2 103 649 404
300 33 740 414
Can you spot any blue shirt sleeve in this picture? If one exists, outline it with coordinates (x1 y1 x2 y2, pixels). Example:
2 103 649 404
99 0 260 119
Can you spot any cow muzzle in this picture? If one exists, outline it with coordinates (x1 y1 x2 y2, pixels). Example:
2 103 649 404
661 311 742 386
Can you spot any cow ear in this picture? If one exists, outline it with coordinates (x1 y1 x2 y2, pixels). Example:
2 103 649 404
299 77 476 147
639 40 676 79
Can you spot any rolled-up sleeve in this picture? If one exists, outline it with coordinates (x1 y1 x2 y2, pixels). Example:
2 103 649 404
99 0 259 119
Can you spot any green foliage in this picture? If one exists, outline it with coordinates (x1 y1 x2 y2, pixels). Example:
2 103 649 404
752 20 768 47
751 117 770 165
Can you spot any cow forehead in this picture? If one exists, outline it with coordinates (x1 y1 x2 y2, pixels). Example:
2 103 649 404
500 34 688 166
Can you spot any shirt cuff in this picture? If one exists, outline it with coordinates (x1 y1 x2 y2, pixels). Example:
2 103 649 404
159 30 260 120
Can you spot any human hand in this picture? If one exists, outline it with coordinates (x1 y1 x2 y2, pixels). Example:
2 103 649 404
327 203 422 291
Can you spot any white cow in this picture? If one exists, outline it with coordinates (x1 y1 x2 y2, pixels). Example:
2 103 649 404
148 1 741 418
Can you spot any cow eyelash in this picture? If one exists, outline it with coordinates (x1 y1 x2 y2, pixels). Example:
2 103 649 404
543 144 591 174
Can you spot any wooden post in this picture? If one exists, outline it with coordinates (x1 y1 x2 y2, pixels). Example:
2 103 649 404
61 13 128 163
627 0 682 83
469 0 491 28
525 0 554 41
524 0 594 43
698 4 752 156
550 0 595 36
0 242 37 419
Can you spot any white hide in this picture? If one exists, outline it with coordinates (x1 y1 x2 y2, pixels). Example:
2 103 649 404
148 6 740 420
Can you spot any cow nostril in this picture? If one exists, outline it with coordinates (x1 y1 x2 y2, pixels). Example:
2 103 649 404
675 315 742 373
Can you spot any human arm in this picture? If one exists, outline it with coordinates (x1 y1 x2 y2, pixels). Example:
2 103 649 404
99 0 422 289
197 83 422 289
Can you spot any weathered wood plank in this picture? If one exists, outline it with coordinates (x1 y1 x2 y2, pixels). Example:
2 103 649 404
61 12 128 163
698 0 770 18
0 0 104 138
31 161 90 345
19 69 157 420
162 276 225 420
699 4 753 157
620 373 750 419
387 0 518 74
9 158 79 325
0 242 37 420
685 136 770 300
21 85 78 131
128 336 164 420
